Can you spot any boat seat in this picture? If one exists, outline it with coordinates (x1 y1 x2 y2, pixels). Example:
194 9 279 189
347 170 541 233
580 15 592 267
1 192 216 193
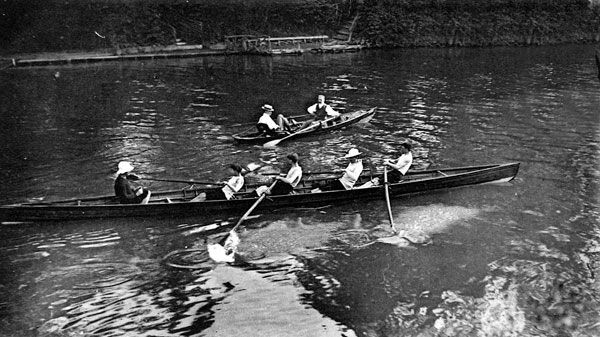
257 123 286 136
256 123 270 134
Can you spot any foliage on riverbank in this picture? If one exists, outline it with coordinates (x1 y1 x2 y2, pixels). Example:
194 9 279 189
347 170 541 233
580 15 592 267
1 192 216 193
0 0 354 55
357 0 600 47
0 0 598 55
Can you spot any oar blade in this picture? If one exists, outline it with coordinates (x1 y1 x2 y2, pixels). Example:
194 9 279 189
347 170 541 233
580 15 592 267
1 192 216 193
263 138 284 148
263 122 322 148
245 163 262 172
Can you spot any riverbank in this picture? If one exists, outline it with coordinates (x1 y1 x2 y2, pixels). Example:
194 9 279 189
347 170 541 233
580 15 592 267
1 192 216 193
359 0 600 48
1 0 598 60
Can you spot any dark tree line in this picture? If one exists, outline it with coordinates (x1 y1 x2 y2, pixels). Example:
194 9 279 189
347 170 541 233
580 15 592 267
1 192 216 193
0 0 598 55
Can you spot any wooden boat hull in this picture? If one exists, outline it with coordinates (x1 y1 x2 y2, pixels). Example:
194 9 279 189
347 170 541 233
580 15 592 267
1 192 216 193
0 163 519 222
232 107 376 144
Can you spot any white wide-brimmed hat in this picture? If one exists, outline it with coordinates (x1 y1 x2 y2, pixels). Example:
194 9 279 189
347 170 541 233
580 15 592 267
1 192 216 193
261 104 274 112
344 148 362 158
116 161 134 175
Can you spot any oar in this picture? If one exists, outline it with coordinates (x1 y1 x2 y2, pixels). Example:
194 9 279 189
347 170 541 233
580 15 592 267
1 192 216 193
136 163 262 186
263 127 313 148
218 179 278 246
262 168 375 176
232 114 310 127
138 177 217 185
263 116 337 147
383 166 398 234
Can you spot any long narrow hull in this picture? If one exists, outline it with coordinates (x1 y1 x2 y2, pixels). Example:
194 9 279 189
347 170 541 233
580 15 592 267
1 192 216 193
232 107 376 144
0 163 519 222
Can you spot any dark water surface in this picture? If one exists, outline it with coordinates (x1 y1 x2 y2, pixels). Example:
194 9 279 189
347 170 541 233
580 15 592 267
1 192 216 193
0 45 598 336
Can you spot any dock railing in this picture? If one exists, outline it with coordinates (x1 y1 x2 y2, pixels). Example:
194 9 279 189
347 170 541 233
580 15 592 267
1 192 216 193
225 35 329 52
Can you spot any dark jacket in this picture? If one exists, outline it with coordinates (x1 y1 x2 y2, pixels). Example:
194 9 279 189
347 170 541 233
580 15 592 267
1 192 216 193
114 174 145 204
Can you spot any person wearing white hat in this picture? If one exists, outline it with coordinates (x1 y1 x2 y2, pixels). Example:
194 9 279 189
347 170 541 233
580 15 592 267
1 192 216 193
317 148 364 192
114 161 151 204
257 104 293 134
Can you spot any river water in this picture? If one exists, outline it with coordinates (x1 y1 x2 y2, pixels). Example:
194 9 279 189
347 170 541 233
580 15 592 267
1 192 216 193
0 44 598 337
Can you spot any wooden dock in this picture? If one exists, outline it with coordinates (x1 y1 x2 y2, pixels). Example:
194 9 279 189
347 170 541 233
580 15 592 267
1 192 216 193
7 44 237 67
4 35 366 67
224 35 330 56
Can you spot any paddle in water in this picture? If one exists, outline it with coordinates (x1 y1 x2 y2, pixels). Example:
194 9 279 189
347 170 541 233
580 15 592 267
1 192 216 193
383 166 398 234
377 166 431 246
208 179 278 263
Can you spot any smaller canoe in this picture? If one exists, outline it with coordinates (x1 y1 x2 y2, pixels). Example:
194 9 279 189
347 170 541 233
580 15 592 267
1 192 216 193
232 107 376 144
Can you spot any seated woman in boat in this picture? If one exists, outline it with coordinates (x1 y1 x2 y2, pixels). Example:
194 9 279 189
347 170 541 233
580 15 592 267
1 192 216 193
299 95 341 129
257 104 293 135
383 142 413 183
114 161 151 204
253 153 302 197
191 164 245 202
314 148 363 192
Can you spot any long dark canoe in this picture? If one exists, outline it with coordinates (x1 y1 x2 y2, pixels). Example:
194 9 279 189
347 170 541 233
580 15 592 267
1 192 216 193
0 162 519 222
232 107 376 144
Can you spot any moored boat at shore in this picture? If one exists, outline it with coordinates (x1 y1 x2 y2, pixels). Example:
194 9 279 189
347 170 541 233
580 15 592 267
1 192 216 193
0 162 519 222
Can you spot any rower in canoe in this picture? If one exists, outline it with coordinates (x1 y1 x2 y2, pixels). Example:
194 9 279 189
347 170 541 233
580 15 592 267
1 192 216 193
312 148 364 191
114 161 151 204
383 142 413 183
299 95 341 130
190 164 245 202
256 104 293 135
251 153 302 197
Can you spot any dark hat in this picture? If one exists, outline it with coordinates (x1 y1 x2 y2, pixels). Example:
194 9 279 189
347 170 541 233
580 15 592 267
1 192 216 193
229 164 243 173
287 153 299 163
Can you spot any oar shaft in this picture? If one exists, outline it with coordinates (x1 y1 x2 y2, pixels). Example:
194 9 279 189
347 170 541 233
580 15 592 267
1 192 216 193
234 114 309 127
262 169 375 176
140 177 216 185
383 167 397 233
232 180 278 231
264 116 331 147
138 163 261 186
218 180 278 246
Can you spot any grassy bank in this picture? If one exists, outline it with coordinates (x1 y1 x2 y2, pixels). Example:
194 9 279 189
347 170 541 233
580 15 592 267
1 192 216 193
1 0 598 55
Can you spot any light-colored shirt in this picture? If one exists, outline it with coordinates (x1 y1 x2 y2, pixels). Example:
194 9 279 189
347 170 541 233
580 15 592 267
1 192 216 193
221 175 244 200
394 152 413 175
307 103 340 117
285 165 303 187
258 113 279 130
339 160 363 190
